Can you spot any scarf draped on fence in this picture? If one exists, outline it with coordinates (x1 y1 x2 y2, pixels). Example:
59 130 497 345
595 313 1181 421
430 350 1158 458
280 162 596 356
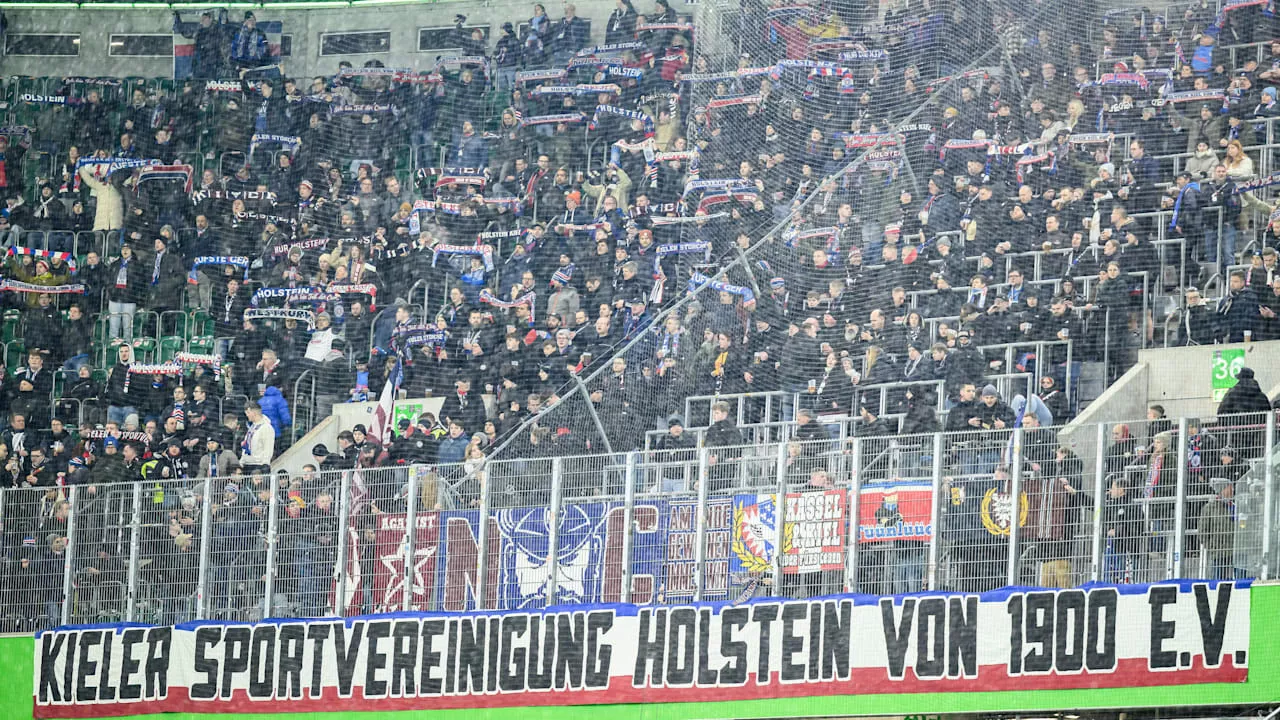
7 247 76 272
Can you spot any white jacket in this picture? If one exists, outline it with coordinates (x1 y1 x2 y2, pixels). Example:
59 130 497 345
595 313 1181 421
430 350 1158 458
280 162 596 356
241 418 276 468
77 167 125 231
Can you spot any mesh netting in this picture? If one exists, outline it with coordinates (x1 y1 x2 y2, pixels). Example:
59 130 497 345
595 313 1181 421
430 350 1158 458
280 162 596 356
0 0 1276 485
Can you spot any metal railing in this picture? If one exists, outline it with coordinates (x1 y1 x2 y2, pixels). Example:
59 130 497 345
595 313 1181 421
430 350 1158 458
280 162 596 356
2 410 1273 630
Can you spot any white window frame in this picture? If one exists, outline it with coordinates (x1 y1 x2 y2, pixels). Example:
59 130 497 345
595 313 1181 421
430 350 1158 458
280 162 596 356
5 33 81 57
108 33 173 57
318 30 391 56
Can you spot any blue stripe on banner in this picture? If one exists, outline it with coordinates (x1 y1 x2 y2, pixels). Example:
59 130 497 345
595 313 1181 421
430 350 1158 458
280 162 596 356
31 578 1251 633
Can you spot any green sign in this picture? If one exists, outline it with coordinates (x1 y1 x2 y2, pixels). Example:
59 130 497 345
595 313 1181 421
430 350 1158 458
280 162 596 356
392 401 425 429
1212 348 1246 401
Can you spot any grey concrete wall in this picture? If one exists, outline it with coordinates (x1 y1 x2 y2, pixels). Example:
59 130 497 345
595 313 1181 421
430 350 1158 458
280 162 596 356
1059 362 1149 481
272 394 445 475
1 0 700 79
1139 340 1280 420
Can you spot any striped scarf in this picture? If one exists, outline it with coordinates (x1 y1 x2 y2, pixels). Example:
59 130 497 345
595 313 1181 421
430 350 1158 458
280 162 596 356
7 247 76 273
479 289 536 317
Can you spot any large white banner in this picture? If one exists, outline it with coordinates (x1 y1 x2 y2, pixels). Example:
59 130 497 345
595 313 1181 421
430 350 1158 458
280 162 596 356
33 582 1249 718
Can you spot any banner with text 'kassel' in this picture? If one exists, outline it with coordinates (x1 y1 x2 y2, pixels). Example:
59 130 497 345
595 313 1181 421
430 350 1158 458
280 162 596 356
33 581 1249 718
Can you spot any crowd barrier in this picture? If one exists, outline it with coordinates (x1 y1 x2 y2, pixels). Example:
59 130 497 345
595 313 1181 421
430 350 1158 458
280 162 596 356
2 411 1273 631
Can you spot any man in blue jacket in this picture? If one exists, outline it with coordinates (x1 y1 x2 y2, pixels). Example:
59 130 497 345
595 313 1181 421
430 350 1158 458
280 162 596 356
258 385 292 440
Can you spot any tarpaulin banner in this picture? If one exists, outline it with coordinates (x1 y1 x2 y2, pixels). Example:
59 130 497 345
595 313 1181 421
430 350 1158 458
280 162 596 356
33 581 1249 716
427 500 668 612
731 489 848 574
857 480 934 543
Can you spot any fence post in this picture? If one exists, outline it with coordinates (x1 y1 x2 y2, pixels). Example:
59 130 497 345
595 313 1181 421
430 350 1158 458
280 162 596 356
125 481 143 622
1007 428 1024 587
196 474 214 619
61 485 79 626
547 457 564 608
844 438 864 592
403 466 420 612
1172 417 1189 580
1091 422 1108 582
694 447 710 602
476 460 493 611
1264 411 1276 581
621 452 638 603
263 473 281 619
335 470 352 617
927 432 944 591
772 440 788 591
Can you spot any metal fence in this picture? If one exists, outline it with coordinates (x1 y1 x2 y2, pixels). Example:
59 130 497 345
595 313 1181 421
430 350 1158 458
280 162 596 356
0 411 1274 630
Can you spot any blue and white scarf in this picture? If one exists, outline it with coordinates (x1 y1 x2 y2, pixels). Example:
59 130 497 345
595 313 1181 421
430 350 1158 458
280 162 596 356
189 256 250 283
1169 181 1201 230
688 271 755 303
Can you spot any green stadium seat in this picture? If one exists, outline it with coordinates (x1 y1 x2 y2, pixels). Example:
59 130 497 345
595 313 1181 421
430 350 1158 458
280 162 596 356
2 310 21 344
159 336 185 362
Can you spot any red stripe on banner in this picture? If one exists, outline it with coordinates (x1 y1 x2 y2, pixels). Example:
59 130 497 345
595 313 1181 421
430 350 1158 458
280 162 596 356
174 44 195 57
31 657 1248 718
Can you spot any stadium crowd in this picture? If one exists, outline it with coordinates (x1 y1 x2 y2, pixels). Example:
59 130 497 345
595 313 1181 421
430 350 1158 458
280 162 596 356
0 0 1279 624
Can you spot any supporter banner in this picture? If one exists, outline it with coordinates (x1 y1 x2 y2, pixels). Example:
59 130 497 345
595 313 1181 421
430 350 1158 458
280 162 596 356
857 480 935 543
731 489 848 575
32 582 1250 717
